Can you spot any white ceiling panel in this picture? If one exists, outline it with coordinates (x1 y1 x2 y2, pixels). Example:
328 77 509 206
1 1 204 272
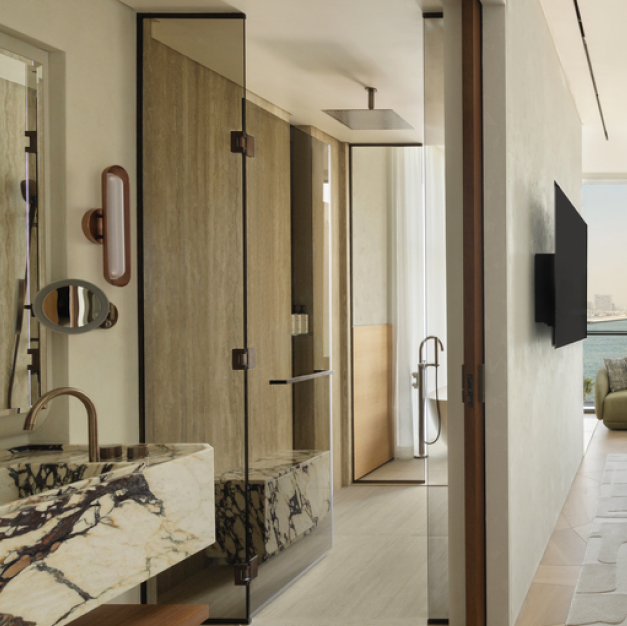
121 0 439 143
540 0 627 173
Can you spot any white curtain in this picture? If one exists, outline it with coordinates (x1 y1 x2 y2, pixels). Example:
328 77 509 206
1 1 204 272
424 146 448 444
390 147 425 459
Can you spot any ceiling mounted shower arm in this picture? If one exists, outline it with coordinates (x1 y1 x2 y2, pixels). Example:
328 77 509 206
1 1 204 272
367 87 377 110
323 86 414 130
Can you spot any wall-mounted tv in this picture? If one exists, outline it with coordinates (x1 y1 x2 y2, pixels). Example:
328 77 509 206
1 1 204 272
535 182 588 348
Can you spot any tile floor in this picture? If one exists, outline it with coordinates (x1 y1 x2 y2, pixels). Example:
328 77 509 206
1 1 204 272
515 417 627 626
254 485 432 626
247 417 599 626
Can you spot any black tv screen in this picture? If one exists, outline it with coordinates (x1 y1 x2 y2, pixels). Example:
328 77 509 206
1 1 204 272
554 182 587 348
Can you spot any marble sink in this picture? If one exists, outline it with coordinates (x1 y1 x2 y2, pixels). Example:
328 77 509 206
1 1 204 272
0 443 214 626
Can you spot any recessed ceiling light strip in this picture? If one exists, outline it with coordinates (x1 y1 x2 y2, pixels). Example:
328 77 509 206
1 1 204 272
573 0 609 140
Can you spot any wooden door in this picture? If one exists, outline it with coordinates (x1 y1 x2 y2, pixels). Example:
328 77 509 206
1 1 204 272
462 0 486 624
352 325 394 479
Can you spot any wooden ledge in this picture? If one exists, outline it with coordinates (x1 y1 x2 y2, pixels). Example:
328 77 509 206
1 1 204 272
68 604 209 626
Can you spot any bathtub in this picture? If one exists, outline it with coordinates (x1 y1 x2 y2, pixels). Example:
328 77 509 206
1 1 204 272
427 386 448 446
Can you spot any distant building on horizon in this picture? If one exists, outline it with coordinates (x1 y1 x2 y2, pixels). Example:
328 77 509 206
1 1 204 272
595 294 614 311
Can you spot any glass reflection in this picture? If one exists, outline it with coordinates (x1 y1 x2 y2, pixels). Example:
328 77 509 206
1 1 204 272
41 286 103 328
140 14 249 622
0 46 42 413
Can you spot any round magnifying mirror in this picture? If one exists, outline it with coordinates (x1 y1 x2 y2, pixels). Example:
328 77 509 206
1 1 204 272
33 279 114 334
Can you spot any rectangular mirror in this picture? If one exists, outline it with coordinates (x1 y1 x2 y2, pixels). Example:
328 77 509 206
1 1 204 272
0 46 44 416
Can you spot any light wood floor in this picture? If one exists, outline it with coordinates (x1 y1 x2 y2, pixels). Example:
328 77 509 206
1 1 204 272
514 416 616 626
253 485 431 626
360 458 426 482
426 435 448 486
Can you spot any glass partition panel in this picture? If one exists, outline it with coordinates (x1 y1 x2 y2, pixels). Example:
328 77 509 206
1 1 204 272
583 183 627 447
245 118 333 615
583 184 627 323
424 14 449 624
140 14 248 623
350 142 431 623
351 144 425 483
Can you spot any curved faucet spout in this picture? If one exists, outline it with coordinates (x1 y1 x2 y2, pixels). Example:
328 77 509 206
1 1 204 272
23 387 99 462
419 335 445 365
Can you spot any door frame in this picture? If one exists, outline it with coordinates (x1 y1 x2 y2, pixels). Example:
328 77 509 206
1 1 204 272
461 0 487 623
347 143 424 485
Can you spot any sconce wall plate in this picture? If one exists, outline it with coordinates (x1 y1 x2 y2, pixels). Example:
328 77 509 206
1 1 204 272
82 165 131 287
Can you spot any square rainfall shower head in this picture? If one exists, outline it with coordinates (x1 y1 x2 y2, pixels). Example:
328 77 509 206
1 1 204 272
323 108 414 131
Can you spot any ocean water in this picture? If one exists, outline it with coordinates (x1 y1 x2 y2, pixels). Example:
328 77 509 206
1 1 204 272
584 320 627 401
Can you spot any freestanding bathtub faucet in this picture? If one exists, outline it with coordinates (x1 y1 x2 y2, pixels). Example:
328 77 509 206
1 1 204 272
413 336 445 458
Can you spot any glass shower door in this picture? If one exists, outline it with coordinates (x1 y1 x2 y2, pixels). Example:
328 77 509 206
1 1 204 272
140 14 334 621
140 14 250 623
424 14 449 624
244 118 333 614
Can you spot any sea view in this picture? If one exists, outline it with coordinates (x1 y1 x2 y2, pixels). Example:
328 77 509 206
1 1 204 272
584 319 627 402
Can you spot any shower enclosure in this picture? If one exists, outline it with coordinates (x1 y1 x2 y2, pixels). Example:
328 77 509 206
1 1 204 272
348 14 448 623
138 14 333 623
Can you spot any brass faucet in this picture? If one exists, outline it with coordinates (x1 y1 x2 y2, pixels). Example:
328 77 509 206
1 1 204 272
23 387 100 462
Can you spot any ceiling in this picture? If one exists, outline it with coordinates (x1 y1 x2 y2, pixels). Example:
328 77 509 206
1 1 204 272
120 0 627 171
120 0 442 144
540 0 627 175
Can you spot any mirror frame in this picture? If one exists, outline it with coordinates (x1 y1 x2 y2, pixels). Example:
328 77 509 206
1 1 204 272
33 279 110 334
0 36 48 418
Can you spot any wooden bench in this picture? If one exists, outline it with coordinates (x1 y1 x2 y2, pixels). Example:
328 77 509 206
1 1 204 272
68 604 209 626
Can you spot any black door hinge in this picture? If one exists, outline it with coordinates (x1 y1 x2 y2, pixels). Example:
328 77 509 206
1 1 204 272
232 348 257 370
25 131 37 154
466 373 474 409
462 364 485 408
234 555 258 585
231 131 255 158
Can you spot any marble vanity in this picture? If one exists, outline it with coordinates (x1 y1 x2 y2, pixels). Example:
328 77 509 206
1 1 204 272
0 443 214 626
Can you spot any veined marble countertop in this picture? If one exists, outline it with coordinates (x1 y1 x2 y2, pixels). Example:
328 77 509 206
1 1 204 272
217 449 330 482
211 450 330 564
0 443 207 467
0 443 214 626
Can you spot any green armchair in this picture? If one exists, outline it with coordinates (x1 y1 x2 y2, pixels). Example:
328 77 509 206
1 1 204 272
595 366 627 429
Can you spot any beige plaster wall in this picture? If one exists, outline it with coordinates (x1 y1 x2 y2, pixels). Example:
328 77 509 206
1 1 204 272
0 0 139 605
483 1 583 623
0 0 138 449
351 147 392 328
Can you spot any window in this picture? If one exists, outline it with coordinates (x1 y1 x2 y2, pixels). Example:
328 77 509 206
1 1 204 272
583 183 627 406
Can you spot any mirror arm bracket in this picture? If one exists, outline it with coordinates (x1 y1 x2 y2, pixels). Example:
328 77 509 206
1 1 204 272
27 348 40 375
100 303 119 329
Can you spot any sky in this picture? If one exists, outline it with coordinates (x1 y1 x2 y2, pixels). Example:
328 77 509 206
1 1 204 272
583 184 627 310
